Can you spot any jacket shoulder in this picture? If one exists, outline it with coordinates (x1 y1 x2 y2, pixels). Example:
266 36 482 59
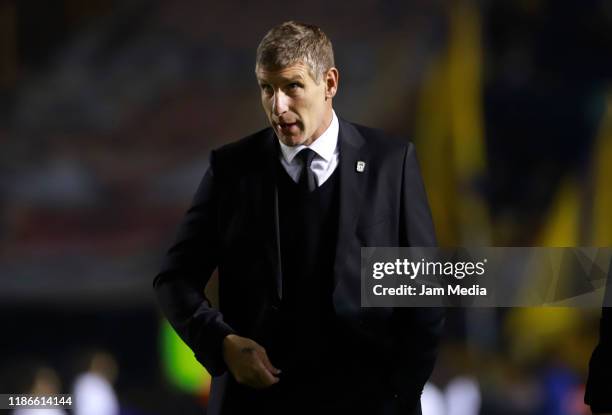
213 127 273 159
208 128 274 176
349 121 414 154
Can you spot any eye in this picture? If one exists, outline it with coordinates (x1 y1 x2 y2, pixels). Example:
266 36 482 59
260 84 273 94
284 83 303 95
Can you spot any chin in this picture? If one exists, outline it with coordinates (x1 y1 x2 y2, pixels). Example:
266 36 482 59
280 134 306 147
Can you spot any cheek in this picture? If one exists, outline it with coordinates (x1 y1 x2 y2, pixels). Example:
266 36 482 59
295 99 312 119
261 95 273 111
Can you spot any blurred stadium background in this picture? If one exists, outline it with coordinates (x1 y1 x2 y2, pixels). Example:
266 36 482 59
0 0 611 414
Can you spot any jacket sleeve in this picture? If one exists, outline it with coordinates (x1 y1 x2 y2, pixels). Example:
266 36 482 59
153 150 236 376
393 142 445 410
585 265 612 412
586 307 612 412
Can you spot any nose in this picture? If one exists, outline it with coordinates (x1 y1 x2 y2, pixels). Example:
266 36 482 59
271 90 289 116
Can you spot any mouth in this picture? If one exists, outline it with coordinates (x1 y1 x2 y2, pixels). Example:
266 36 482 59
276 121 300 134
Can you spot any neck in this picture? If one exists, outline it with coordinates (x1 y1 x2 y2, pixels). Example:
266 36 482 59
305 107 334 146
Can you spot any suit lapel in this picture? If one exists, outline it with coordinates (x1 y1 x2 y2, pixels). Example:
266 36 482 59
333 119 368 289
257 131 283 302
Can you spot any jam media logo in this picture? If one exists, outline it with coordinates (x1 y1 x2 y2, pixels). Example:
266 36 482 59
363 247 612 308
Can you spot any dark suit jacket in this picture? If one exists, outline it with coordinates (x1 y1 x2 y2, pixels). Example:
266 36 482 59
585 262 612 413
586 308 612 413
153 118 444 415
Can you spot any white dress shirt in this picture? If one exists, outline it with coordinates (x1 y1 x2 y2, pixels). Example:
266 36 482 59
278 110 339 187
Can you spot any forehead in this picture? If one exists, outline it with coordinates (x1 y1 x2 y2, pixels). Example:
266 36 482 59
256 62 314 83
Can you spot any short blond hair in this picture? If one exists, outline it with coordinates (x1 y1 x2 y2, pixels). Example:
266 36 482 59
255 21 335 84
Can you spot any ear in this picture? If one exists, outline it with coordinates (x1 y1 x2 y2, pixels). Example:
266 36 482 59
325 67 339 99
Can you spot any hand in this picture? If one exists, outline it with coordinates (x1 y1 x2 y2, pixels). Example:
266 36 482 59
222 334 281 389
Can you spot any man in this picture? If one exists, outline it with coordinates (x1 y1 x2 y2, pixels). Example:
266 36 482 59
586 267 612 415
586 307 612 415
154 21 443 415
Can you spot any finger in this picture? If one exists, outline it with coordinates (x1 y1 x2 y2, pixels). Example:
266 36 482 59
253 358 279 388
257 347 281 375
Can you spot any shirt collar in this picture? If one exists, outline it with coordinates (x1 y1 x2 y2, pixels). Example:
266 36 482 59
278 110 339 164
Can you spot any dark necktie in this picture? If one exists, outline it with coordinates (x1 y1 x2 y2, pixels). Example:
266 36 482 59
297 148 317 192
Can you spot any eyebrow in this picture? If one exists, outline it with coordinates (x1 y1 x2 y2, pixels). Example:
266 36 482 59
258 74 305 84
286 75 304 82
